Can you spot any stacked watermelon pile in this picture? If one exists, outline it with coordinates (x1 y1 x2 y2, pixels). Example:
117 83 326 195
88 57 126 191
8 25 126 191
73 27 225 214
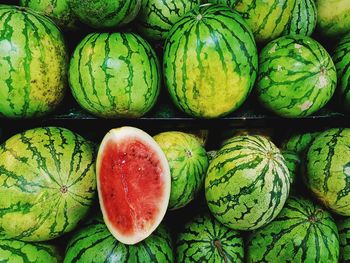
1 0 350 262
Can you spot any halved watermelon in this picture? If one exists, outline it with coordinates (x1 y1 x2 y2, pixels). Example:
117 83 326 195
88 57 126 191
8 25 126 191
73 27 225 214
96 127 171 245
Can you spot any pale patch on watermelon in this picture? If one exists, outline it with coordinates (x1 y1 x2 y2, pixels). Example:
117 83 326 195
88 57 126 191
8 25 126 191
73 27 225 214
96 127 171 245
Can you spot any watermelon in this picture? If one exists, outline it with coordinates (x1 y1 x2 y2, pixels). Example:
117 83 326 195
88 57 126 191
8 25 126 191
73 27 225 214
136 0 200 41
256 35 337 118
247 196 340 262
68 32 160 118
281 131 320 154
154 132 209 210
70 0 141 28
177 213 244 262
64 217 174 263
0 239 61 262
283 0 317 36
316 0 350 38
281 150 300 186
0 5 68 118
19 0 77 29
207 0 236 9
205 135 290 231
234 0 296 43
0 127 96 241
305 128 350 216
96 127 171 245
333 32 350 111
163 4 258 118
338 217 350 262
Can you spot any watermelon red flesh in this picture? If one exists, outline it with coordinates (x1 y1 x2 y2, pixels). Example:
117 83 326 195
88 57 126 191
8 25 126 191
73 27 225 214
97 127 170 245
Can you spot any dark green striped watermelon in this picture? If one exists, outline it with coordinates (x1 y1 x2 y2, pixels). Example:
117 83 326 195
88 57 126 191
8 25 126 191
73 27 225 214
333 32 350 111
19 0 77 29
283 0 317 36
247 196 339 262
282 131 320 154
281 150 300 186
207 0 236 9
338 217 350 262
0 127 96 241
69 32 160 118
154 132 209 210
163 5 258 118
256 35 337 118
305 128 350 216
177 213 244 262
64 217 174 263
205 135 290 230
234 0 296 43
136 0 200 41
70 0 141 28
316 0 350 37
0 5 68 118
0 239 61 262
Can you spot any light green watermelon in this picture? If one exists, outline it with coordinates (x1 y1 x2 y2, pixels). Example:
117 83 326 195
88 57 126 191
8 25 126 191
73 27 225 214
0 5 68 118
69 32 160 118
256 35 337 118
205 135 290 230
64 217 174 262
338 217 350 262
247 196 339 262
305 128 350 216
163 4 258 118
154 131 209 210
177 213 244 262
0 127 96 241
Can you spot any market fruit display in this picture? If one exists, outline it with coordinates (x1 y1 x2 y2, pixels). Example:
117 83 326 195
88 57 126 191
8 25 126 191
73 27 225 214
154 131 209 210
338 217 350 262
0 239 61 262
177 213 244 262
305 128 350 216
64 217 174 263
19 0 77 29
283 0 317 36
256 35 336 118
96 127 171 244
333 32 350 111
0 5 68 118
70 0 141 28
281 150 300 186
247 196 340 262
69 32 160 118
163 4 258 118
0 127 96 241
316 0 350 37
136 0 200 41
234 0 296 43
205 135 290 230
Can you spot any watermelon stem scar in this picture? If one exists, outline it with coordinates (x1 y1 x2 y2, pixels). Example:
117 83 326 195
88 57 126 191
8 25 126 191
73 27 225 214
60 185 68 193
214 239 228 263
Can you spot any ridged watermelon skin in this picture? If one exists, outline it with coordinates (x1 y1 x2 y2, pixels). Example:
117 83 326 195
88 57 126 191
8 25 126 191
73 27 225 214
0 127 96 241
70 0 141 28
257 35 336 118
247 196 339 262
0 5 68 118
306 128 350 216
233 0 296 43
177 214 244 262
136 0 200 41
0 239 61 262
316 0 350 37
283 0 317 36
19 0 77 29
64 217 174 263
282 131 320 155
205 135 290 231
154 132 209 210
338 217 350 262
163 5 258 118
69 32 160 118
333 32 350 111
